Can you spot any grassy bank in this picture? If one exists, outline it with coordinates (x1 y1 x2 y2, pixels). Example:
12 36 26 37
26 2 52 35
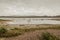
0 24 60 37
0 24 60 40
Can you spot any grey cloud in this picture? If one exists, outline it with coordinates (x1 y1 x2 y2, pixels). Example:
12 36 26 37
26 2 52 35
0 0 60 16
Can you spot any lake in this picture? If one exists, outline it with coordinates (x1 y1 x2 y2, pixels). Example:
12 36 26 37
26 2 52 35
0 18 60 24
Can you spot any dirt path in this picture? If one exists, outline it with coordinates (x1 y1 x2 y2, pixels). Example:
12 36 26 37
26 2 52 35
4 29 60 40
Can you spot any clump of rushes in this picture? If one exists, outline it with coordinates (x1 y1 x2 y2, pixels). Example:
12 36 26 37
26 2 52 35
0 27 23 37
41 32 60 40
0 27 7 34
0 27 7 37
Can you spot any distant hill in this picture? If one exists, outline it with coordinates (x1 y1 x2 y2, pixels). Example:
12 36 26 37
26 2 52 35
0 16 60 18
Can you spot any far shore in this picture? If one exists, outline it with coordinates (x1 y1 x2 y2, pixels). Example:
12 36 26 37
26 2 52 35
0 16 60 18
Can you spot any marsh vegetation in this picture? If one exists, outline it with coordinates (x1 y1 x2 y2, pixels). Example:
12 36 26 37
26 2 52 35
0 24 60 38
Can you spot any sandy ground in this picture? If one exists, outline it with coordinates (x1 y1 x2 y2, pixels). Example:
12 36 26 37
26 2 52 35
3 29 60 40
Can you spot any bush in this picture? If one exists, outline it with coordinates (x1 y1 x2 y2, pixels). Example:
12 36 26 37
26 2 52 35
0 27 22 37
0 27 7 34
41 32 60 40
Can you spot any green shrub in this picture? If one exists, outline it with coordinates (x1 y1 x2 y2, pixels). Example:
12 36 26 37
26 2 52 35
0 27 23 37
41 32 60 40
0 27 7 34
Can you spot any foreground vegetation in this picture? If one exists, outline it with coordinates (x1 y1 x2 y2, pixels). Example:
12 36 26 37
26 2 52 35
0 25 60 37
0 24 60 40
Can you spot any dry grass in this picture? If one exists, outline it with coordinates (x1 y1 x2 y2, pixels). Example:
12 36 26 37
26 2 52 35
3 29 60 40
0 24 60 40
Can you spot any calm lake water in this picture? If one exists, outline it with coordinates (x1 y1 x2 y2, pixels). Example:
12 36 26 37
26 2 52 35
0 18 60 24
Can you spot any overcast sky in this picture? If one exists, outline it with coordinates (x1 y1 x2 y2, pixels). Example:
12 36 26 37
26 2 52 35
0 0 60 16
